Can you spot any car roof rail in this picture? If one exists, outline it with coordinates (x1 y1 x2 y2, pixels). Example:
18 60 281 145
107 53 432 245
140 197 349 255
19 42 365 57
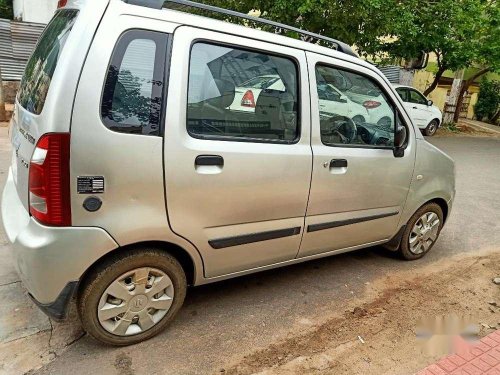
122 0 358 58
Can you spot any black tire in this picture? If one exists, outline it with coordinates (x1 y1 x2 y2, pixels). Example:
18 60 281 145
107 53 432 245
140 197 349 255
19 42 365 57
399 203 444 260
78 248 187 346
423 120 439 136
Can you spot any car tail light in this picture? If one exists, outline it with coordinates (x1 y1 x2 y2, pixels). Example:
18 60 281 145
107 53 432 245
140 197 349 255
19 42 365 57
241 90 256 108
363 100 381 109
29 133 71 226
57 0 68 8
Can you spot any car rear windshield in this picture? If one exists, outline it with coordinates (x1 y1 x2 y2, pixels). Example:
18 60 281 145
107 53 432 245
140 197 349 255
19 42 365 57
17 9 79 115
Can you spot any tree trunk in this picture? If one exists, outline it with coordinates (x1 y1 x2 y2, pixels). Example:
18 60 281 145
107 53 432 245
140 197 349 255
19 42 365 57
453 67 491 123
491 108 500 125
423 65 446 96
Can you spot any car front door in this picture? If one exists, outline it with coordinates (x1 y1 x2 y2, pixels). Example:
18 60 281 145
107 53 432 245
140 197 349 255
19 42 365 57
408 89 433 127
164 27 312 278
298 53 416 257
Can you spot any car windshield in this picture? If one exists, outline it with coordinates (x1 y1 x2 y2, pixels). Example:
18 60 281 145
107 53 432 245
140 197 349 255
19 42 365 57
17 10 79 115
239 76 280 89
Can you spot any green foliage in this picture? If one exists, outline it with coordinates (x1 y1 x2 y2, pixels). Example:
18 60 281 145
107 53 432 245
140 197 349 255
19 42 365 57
368 0 498 73
474 79 500 123
199 0 499 96
0 0 13 19
200 0 402 50
442 122 460 133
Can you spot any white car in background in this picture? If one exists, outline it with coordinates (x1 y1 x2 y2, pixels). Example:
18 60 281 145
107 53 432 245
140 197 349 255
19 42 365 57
316 83 368 125
230 75 368 125
393 84 443 136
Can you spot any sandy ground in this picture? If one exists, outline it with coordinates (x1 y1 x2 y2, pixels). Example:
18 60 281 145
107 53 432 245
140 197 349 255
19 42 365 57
222 249 500 375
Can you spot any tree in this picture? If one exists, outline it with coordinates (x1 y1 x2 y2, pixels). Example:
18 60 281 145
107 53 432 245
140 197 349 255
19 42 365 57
0 0 13 19
453 1 500 122
474 79 500 124
199 0 399 51
364 0 492 96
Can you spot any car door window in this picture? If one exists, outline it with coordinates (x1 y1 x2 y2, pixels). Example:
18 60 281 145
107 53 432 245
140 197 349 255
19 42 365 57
409 90 428 105
315 65 395 148
396 88 409 102
318 84 345 102
101 30 169 136
187 43 299 143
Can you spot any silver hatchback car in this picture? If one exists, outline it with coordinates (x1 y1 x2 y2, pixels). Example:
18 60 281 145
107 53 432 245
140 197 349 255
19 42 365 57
1 0 455 345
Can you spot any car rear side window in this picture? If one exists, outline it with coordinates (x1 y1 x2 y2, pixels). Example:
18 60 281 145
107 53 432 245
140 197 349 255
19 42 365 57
187 43 299 143
17 9 79 115
101 30 169 136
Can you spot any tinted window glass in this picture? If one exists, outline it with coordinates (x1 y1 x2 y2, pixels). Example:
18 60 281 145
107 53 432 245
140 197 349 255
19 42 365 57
187 43 299 143
101 30 168 136
396 88 408 102
18 10 79 115
316 65 395 148
409 90 428 105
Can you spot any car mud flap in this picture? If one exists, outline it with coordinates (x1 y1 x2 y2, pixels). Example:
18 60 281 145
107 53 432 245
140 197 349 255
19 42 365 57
384 225 406 251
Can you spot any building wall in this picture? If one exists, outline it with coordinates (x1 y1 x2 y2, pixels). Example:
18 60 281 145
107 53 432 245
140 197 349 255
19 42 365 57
412 70 478 120
13 0 56 24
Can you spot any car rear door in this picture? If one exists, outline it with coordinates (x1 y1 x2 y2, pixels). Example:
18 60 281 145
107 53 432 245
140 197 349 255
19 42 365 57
164 27 312 278
298 52 416 258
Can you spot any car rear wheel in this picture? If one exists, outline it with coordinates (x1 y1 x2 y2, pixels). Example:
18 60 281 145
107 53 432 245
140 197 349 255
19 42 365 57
424 120 439 136
399 203 443 260
78 248 187 346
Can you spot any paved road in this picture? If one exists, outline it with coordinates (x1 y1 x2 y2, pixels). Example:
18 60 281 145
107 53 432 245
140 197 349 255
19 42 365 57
1 130 499 375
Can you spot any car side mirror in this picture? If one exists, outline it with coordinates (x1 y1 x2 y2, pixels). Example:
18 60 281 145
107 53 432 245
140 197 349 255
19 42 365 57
427 100 433 106
393 125 407 157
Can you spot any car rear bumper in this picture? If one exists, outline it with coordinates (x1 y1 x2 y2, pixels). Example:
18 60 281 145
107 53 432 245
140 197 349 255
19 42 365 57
2 168 118 317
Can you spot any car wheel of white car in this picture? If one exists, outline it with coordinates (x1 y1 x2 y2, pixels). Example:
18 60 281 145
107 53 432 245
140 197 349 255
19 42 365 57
424 120 439 136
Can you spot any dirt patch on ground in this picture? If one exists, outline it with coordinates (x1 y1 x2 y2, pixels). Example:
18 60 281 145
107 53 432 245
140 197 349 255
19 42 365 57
435 123 500 138
222 250 500 375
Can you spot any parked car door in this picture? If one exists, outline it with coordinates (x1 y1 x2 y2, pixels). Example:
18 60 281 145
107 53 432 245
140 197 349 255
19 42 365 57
399 88 433 127
298 53 416 257
164 27 312 278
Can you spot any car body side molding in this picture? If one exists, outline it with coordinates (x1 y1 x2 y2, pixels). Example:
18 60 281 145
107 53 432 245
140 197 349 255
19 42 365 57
209 227 301 249
307 211 399 233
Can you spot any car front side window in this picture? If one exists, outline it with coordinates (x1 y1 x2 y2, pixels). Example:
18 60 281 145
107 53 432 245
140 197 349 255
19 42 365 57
409 90 428 105
316 65 395 148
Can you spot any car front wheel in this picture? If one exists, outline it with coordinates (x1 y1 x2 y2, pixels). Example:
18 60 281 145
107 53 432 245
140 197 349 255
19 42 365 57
399 203 444 260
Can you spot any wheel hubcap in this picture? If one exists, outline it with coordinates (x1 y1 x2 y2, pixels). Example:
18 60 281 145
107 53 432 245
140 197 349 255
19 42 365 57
409 212 440 255
429 123 436 134
98 267 174 336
